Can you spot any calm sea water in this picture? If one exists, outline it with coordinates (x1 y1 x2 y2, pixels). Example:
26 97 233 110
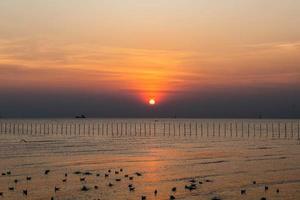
0 119 299 200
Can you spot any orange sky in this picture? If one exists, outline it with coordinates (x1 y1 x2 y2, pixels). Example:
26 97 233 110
0 0 300 104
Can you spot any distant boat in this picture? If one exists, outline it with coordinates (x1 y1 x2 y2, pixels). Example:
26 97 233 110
75 115 86 119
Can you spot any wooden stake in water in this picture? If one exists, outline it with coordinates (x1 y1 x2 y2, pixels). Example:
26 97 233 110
284 123 287 139
291 122 294 139
266 122 269 138
247 123 250 138
278 122 281 139
259 123 262 138
241 121 244 138
230 123 232 137
106 122 109 136
139 123 142 136
272 122 274 139
235 122 238 138
298 121 300 140
173 122 176 137
206 122 209 137
213 122 215 137
253 123 256 138
201 123 203 137
102 123 104 136
12 123 15 135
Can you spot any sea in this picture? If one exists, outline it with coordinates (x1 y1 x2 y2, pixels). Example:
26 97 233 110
0 118 299 200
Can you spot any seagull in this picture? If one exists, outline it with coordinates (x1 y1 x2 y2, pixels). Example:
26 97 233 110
80 177 86 182
135 172 142 176
265 186 269 191
54 186 60 192
81 186 89 191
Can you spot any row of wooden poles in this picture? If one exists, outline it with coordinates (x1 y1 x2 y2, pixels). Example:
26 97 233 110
0 121 299 139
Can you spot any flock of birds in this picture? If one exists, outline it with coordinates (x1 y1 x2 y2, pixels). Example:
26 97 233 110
0 168 281 200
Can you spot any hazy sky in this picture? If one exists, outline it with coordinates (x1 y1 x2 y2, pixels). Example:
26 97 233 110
0 0 300 117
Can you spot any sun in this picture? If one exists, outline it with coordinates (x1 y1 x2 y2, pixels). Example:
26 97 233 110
149 98 156 105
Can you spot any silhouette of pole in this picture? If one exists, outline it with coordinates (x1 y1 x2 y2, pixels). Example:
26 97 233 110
173 122 176 137
121 122 126 136
224 123 227 137
213 122 215 137
230 123 232 137
247 123 250 138
272 122 274 139
297 121 300 140
284 123 287 139
241 121 244 138
12 123 15 135
266 122 269 138
21 123 24 135
259 123 262 138
278 122 281 139
101 123 104 136
235 122 238 138
253 123 256 138
179 123 181 137
106 122 109 136
291 122 294 139
201 123 203 137
206 122 209 137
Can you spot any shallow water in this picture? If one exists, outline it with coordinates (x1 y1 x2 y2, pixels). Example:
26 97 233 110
0 119 299 200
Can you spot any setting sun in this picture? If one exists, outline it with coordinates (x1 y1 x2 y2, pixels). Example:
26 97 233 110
149 99 156 105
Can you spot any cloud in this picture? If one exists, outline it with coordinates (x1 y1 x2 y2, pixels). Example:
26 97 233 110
244 41 300 51
0 37 300 97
